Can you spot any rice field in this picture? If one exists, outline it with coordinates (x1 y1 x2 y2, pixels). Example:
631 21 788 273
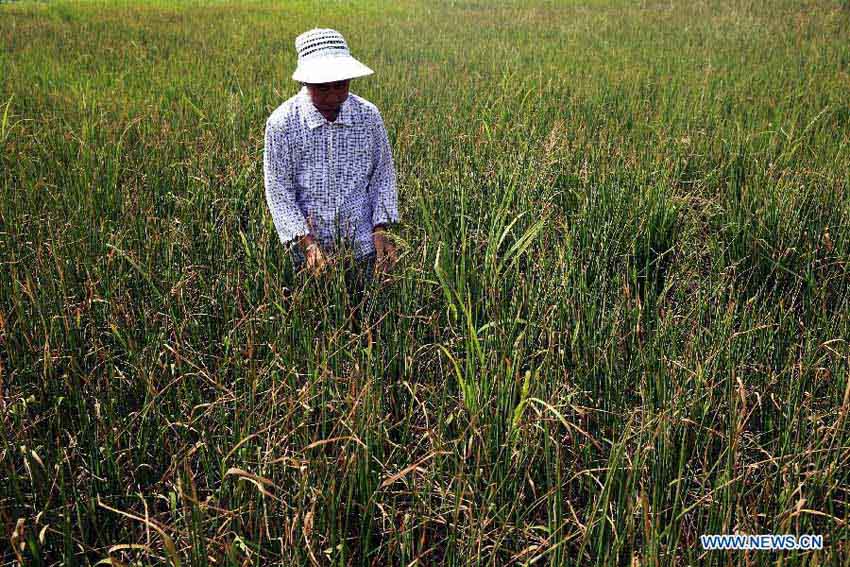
2 0 850 565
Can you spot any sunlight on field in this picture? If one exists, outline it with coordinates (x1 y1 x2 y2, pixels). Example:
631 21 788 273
2 0 849 564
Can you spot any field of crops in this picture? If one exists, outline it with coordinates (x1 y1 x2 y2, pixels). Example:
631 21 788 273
2 0 849 564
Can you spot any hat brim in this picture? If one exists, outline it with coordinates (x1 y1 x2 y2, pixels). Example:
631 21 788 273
292 55 374 83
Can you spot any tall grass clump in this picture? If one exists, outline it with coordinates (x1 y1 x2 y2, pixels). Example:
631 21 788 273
2 0 850 565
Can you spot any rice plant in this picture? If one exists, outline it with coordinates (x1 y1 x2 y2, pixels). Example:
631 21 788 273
1 0 849 565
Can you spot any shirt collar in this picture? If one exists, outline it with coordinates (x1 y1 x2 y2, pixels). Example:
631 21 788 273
299 86 355 129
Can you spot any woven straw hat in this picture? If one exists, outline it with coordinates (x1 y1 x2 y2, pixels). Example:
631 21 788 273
292 28 374 83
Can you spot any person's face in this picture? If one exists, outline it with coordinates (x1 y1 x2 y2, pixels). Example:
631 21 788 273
304 80 350 113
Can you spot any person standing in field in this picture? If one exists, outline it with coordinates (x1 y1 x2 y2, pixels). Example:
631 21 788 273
263 28 400 285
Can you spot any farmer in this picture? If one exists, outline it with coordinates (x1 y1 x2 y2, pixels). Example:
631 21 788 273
263 28 400 287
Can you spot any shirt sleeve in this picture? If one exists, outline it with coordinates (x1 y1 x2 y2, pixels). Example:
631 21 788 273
264 118 310 244
368 111 400 228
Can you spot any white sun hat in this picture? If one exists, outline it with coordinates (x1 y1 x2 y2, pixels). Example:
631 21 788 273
292 28 374 84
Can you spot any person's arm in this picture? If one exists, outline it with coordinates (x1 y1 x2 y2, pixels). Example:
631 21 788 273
368 112 400 273
264 118 311 246
368 111 400 231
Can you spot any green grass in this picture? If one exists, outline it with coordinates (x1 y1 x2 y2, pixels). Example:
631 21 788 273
2 0 849 565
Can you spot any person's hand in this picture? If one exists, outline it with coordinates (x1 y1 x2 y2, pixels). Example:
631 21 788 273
299 234 327 276
372 225 398 277
306 243 327 276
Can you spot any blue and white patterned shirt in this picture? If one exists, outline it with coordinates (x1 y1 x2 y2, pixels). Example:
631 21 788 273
264 87 399 263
